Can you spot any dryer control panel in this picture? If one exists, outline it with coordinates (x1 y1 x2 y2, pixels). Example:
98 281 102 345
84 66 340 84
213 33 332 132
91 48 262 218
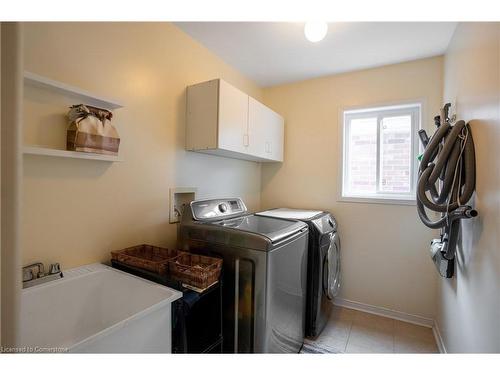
312 213 337 234
190 198 248 221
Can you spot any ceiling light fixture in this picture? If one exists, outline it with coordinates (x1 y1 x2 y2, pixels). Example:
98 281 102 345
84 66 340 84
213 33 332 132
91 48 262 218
304 22 328 43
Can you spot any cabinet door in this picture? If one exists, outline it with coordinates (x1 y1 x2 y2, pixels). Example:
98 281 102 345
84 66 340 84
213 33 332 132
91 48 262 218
247 97 268 158
248 97 284 161
217 80 249 154
267 112 284 162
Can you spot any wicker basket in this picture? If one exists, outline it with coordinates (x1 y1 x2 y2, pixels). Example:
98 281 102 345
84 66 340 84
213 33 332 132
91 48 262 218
111 244 180 275
168 253 223 290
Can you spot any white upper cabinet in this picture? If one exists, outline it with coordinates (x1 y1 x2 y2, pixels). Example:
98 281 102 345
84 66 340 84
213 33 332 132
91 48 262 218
248 97 284 162
217 80 249 154
247 96 268 158
186 79 284 162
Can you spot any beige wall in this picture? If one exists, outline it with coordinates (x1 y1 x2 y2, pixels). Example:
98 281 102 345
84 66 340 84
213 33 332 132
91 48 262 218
22 22 263 269
261 57 443 319
438 22 500 352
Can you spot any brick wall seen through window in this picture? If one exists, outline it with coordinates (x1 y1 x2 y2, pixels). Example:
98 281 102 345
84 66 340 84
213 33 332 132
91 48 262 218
342 104 420 202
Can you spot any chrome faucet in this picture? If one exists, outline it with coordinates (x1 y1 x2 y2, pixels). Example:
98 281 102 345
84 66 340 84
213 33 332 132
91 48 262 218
22 262 63 288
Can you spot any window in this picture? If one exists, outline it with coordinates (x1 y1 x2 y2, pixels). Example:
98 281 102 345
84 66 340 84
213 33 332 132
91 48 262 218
341 103 420 203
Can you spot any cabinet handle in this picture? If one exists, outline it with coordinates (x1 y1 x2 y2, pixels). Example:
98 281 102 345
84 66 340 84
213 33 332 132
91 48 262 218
266 141 271 153
243 134 249 147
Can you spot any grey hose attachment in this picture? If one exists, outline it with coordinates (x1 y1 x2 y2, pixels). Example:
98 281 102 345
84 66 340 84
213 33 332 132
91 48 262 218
416 104 477 277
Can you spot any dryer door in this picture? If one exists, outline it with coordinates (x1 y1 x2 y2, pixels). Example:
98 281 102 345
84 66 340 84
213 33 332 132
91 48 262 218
322 232 341 300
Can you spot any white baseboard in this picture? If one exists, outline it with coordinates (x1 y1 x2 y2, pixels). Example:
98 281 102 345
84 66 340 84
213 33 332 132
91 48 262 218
333 298 447 353
333 298 434 328
432 319 447 353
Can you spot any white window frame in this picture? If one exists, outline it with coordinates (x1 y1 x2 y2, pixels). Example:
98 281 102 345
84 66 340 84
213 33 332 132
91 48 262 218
339 102 422 205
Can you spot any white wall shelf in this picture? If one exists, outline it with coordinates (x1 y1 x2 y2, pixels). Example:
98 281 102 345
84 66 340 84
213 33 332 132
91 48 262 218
24 71 124 110
23 72 124 163
23 146 123 162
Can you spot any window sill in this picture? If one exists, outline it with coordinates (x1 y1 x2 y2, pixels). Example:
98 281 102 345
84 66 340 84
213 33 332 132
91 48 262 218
338 195 417 206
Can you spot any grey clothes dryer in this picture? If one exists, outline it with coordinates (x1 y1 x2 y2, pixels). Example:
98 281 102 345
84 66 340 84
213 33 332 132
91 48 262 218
256 208 341 338
179 198 309 353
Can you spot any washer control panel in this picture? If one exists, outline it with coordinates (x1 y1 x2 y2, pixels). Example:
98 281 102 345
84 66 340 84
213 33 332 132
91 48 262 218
191 198 247 221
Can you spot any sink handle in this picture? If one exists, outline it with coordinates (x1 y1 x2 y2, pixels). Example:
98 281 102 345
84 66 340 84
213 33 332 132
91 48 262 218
49 263 61 274
23 268 34 282
22 262 45 278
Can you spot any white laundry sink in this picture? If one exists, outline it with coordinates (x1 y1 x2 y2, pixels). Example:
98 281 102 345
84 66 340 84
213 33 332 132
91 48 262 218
19 263 182 353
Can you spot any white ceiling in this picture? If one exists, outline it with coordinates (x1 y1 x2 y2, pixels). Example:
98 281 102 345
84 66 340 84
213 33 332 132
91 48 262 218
175 22 457 87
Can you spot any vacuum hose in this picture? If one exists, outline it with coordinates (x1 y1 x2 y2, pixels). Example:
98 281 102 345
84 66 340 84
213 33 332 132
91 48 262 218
417 121 476 227
416 104 477 277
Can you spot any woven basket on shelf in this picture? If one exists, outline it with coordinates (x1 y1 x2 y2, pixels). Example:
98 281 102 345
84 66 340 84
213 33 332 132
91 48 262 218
111 244 180 275
168 253 223 290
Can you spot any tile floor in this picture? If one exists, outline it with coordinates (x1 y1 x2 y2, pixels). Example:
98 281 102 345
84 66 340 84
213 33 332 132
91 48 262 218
305 306 439 353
